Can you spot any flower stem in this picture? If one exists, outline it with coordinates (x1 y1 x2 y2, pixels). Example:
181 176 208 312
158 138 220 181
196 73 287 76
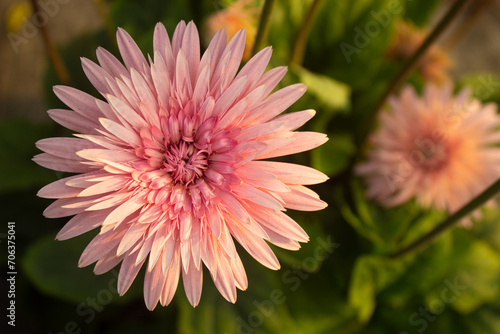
357 0 471 148
92 0 117 51
251 0 277 56
290 0 324 65
389 178 500 259
30 0 71 85
443 0 493 51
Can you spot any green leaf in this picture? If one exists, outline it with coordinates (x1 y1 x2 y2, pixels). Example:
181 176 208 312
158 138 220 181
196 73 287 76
458 73 500 105
307 0 402 90
271 216 338 271
473 207 500 253
381 228 500 315
338 180 445 253
22 233 141 305
348 255 408 322
423 230 500 314
403 0 441 26
0 118 56 193
291 66 351 114
177 258 300 334
312 133 355 176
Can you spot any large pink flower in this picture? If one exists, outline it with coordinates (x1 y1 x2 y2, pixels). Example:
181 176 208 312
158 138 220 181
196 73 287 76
356 84 500 214
34 21 328 309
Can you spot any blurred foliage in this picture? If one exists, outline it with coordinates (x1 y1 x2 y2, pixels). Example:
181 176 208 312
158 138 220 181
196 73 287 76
3 0 500 333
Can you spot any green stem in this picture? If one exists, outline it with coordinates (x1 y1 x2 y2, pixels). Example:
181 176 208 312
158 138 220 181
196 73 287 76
357 0 471 148
30 0 71 85
92 0 117 51
389 178 500 259
290 0 324 65
251 0 277 56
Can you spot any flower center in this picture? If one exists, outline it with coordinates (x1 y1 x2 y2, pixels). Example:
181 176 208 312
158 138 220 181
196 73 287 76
410 134 449 171
163 140 208 184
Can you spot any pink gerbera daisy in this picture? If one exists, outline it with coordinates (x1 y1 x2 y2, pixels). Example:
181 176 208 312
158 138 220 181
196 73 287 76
34 21 328 309
356 84 500 214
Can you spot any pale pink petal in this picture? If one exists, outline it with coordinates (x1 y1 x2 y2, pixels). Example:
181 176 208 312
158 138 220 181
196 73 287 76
116 27 148 71
280 185 328 211
96 46 129 79
256 161 329 185
258 132 328 159
56 208 113 240
144 255 167 310
47 109 101 134
79 225 128 267
182 255 203 307
118 252 146 295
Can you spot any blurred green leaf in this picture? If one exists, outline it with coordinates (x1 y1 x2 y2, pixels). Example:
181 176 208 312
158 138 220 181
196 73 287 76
348 255 408 323
177 257 300 334
291 65 351 114
307 0 401 90
473 207 500 253
458 73 500 105
0 118 56 193
381 227 500 315
22 233 141 305
403 0 441 26
338 180 445 253
312 133 355 176
271 216 336 271
424 230 500 314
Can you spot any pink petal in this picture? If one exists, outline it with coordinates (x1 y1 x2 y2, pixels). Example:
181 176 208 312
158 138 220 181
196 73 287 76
211 253 236 303
258 132 328 159
116 27 148 71
232 183 284 210
117 223 149 256
182 255 203 307
33 153 91 173
280 185 327 211
181 21 200 84
37 175 83 199
229 224 280 270
94 245 124 274
56 208 113 240
106 94 147 129
144 255 167 310
256 161 328 185
102 195 144 227
53 85 101 119
47 109 101 134
99 118 142 147
160 248 181 306
96 46 129 79
81 57 116 96
235 46 272 95
255 66 288 97
118 252 146 295
274 109 316 131
79 224 128 267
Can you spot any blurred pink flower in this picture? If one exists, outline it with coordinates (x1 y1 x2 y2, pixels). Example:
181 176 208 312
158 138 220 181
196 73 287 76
34 21 328 309
204 0 259 61
356 84 500 216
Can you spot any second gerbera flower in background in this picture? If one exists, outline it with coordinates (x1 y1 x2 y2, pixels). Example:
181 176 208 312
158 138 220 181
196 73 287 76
356 84 500 216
